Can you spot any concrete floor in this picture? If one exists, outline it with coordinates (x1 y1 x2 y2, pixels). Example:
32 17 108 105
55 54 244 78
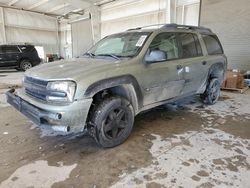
0 70 249 188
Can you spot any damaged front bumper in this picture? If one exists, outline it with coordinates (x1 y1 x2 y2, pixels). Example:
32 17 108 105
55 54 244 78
6 89 93 133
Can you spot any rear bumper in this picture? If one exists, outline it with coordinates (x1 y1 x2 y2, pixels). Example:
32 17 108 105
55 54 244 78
6 89 92 133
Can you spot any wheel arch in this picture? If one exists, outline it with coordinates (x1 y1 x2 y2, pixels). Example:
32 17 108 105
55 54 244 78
208 62 226 83
84 75 143 113
18 58 32 67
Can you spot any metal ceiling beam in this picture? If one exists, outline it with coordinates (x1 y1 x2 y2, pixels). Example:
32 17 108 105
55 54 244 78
8 0 19 6
47 3 70 13
28 0 49 10
0 3 62 17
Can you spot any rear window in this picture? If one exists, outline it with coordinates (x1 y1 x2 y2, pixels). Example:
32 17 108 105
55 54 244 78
179 33 203 58
18 45 35 52
202 35 223 55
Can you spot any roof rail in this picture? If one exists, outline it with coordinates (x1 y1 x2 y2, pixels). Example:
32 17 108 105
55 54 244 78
161 24 212 33
127 23 212 33
127 24 166 31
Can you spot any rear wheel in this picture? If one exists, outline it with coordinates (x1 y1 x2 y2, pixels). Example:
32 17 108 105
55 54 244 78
200 78 221 105
20 60 32 71
89 97 134 148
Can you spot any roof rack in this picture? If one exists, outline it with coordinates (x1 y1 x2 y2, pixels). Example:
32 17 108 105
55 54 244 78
162 24 212 33
127 24 166 31
127 23 212 33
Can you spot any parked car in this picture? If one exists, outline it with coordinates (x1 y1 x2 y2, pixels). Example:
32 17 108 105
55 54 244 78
6 24 227 148
0 44 41 71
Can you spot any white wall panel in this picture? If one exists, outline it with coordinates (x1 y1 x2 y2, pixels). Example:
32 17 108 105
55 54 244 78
71 19 93 57
0 8 59 56
200 0 250 70
102 11 166 37
183 3 199 26
4 8 57 31
0 8 6 44
101 0 166 37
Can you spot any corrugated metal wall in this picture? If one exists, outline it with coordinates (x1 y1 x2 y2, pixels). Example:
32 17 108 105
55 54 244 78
71 18 93 57
101 0 167 37
0 8 58 57
101 0 200 37
200 0 250 70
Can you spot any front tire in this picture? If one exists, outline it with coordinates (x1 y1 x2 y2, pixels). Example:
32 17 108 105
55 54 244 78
89 97 134 148
20 60 32 71
200 78 221 105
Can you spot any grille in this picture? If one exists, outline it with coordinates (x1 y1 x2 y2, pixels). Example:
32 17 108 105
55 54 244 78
24 76 48 101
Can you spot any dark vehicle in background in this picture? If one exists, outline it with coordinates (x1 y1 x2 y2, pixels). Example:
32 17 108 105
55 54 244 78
0 44 41 71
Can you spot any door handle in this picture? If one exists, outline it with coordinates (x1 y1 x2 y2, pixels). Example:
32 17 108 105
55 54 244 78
202 61 207 65
176 65 183 70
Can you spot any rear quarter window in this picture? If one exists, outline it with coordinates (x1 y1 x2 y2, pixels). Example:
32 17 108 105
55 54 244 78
202 35 223 55
19 45 35 52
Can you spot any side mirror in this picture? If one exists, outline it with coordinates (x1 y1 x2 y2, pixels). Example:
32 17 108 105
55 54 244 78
145 50 167 63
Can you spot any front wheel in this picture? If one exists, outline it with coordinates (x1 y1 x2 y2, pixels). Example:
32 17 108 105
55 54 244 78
89 97 134 148
200 78 221 105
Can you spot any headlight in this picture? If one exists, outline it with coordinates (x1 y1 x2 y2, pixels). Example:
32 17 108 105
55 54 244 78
46 81 76 102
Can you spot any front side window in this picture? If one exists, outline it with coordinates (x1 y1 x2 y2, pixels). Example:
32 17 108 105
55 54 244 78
88 32 151 58
202 35 223 55
179 33 202 58
147 33 179 62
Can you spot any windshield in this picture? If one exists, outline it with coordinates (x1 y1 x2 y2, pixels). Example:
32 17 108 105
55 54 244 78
86 32 151 58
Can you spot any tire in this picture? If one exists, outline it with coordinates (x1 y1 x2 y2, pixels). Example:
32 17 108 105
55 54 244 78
20 60 33 71
200 78 221 105
89 97 134 148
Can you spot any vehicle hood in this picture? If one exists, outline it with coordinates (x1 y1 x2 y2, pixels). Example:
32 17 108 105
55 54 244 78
25 57 120 81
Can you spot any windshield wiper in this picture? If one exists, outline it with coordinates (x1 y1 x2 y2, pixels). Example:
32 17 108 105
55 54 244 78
96 54 120 60
84 52 95 58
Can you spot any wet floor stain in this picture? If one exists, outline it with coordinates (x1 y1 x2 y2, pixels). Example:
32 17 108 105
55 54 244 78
111 128 250 188
0 160 77 188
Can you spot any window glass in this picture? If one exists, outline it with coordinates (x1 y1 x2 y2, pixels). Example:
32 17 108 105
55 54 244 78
3 46 20 53
89 32 150 58
148 33 179 61
95 38 124 55
19 45 34 52
202 35 223 55
179 33 201 58
0 47 3 54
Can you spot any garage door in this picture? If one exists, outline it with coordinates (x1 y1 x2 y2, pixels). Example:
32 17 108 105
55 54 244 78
71 18 93 58
200 0 250 70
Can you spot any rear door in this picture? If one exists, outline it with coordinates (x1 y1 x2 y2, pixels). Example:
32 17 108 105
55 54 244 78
0 46 5 67
176 32 208 94
3 46 21 66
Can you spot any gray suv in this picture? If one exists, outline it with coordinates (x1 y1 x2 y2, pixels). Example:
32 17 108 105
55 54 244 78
6 24 227 148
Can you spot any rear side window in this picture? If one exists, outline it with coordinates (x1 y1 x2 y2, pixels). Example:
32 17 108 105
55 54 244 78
179 33 202 58
3 46 20 53
202 35 223 55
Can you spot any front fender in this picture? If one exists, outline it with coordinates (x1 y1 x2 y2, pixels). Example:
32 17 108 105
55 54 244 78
84 75 143 108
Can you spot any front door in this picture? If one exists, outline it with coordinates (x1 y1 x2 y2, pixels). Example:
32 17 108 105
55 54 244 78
140 32 185 106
